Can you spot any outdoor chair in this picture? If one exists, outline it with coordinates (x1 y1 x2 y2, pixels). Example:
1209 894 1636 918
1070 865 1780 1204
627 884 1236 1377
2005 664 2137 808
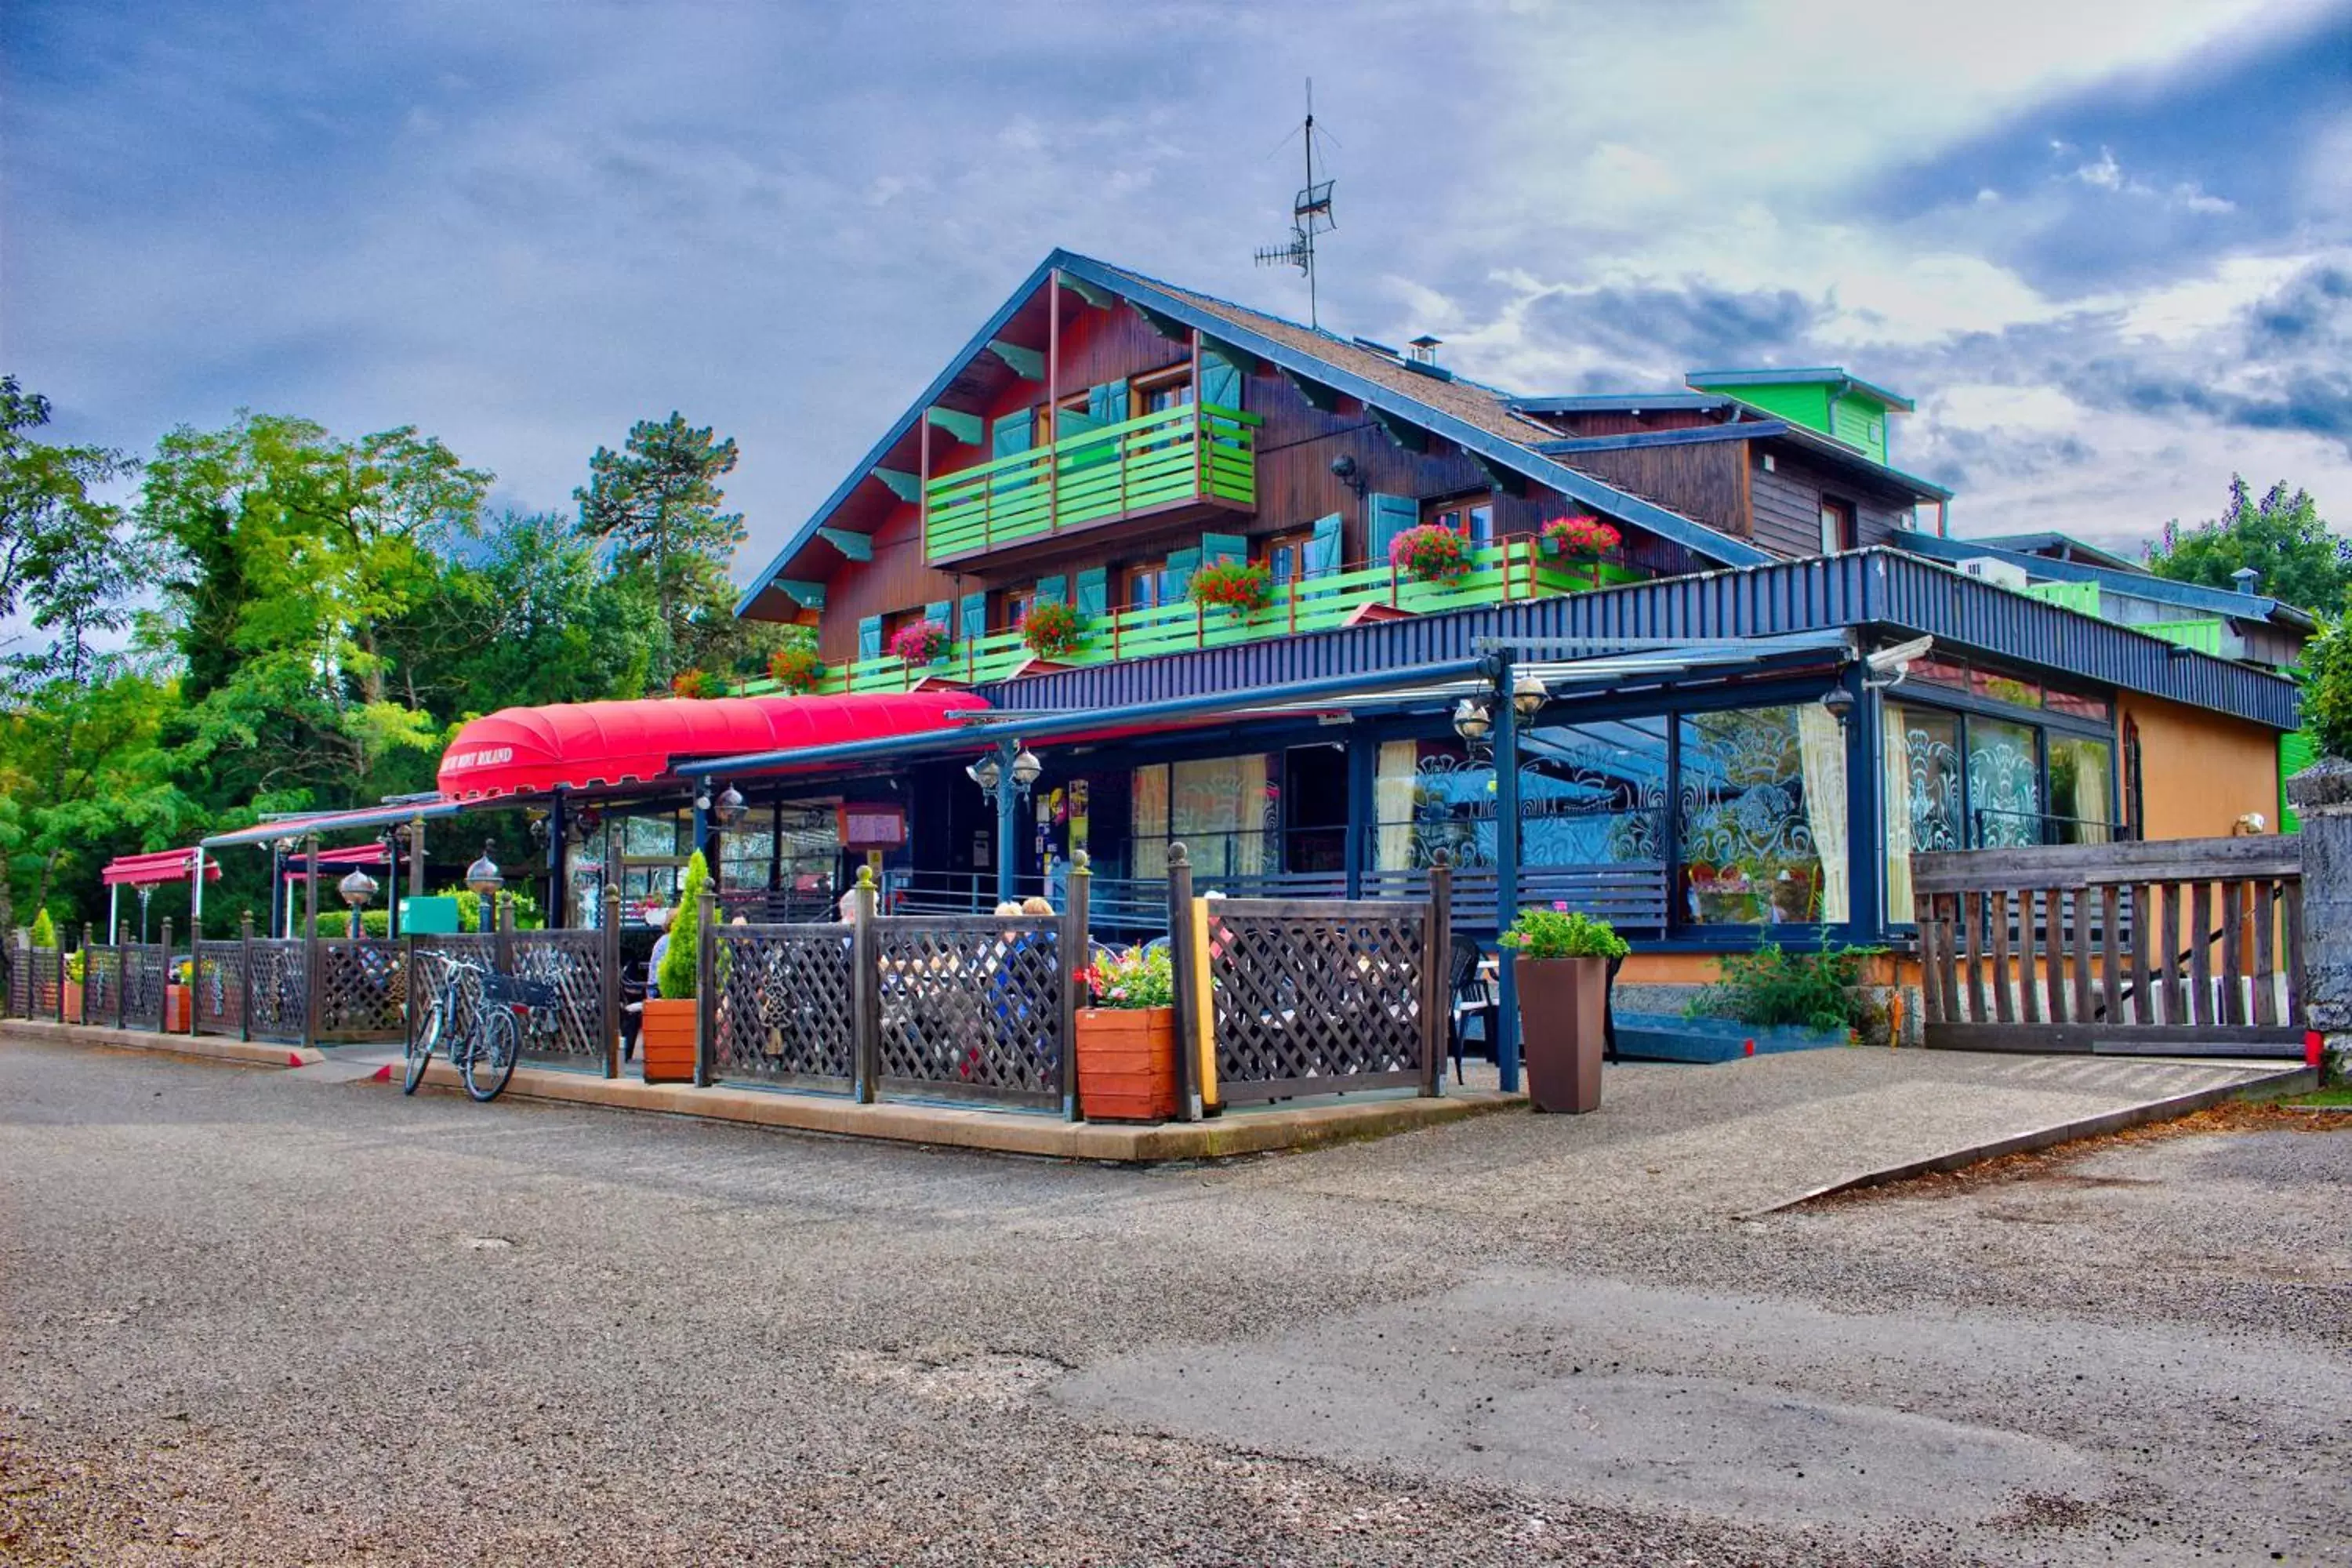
1448 934 1497 1084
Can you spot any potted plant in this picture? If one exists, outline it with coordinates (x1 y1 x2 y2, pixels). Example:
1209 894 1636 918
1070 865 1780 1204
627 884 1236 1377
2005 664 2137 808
1389 523 1472 584
1018 601 1087 659
1541 514 1621 561
1499 902 1628 1114
641 851 707 1083
889 618 950 668
1189 560 1275 616
165 957 194 1033
1073 944 1179 1121
60 939 85 1025
767 644 827 694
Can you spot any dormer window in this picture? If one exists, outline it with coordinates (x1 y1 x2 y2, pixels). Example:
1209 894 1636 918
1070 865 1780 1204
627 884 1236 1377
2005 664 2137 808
1422 492 1495 548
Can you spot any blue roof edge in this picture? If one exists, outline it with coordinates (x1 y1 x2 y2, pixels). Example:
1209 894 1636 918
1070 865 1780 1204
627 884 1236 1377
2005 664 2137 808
736 249 1774 615
1890 528 2317 630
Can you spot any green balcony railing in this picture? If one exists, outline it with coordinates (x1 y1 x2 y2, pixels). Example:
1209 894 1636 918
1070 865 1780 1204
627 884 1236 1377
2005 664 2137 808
923 401 1261 563
740 539 1646 699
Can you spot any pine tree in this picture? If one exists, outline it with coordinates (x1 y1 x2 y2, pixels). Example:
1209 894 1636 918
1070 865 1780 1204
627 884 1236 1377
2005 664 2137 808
658 850 709 1000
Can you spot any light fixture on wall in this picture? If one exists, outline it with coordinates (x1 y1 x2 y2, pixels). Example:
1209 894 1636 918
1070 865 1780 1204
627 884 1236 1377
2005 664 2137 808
1512 672 1548 722
1329 452 1366 498
713 784 747 829
1818 685 1857 729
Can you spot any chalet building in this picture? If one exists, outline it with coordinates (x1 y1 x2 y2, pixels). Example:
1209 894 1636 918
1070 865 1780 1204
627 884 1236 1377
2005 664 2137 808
198 250 2305 989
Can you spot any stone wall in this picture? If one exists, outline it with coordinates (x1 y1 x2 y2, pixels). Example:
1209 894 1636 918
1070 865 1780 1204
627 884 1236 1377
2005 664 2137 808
2285 757 2352 1081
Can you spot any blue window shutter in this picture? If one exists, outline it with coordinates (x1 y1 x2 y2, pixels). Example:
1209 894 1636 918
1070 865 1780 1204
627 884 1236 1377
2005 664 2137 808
924 599 949 630
1369 493 1418 566
1036 575 1068 607
959 592 988 643
1200 350 1243 412
990 412 1033 458
1087 379 1128 425
1074 567 1108 620
856 615 882 662
1200 532 1247 567
1306 513 1343 576
1165 547 1200 601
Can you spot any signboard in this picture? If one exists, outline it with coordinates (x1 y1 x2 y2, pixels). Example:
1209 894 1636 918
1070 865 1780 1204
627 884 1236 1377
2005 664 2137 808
837 803 906 851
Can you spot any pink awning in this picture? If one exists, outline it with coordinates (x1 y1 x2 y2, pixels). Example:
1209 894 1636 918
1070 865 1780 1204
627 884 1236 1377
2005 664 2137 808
101 848 225 887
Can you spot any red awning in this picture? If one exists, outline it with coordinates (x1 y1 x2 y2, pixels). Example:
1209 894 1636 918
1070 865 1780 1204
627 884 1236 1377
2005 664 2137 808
437 691 988 800
280 844 390 880
101 848 226 887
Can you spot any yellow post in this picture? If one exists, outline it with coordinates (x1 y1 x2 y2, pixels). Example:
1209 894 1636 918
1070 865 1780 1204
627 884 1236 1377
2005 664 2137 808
1189 895 1219 1112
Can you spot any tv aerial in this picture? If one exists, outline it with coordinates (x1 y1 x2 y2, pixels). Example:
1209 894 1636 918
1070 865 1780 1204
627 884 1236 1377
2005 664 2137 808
1254 81 1337 328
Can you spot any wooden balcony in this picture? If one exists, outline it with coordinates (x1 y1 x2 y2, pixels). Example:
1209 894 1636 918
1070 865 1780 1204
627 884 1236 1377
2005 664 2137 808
744 539 1647 697
923 402 1261 565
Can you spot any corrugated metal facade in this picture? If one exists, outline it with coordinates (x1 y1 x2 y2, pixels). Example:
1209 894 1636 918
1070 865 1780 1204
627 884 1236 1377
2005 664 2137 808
981 549 2301 731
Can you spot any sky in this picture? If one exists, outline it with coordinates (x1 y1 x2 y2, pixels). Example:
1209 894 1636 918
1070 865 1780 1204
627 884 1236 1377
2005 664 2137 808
6 0 2351 579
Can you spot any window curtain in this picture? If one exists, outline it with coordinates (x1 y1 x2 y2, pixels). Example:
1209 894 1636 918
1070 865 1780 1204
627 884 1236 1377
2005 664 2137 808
1795 704 1850 924
1170 754 1268 880
1376 740 1419 872
1881 714 1915 923
1131 764 1169 880
2074 745 2111 840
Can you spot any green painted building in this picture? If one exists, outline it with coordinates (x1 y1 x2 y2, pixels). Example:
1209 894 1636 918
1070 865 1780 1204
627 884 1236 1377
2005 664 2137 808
1685 368 1914 466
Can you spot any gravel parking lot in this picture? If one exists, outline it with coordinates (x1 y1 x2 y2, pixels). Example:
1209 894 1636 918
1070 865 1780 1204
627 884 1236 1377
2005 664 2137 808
2 1037 2346 1566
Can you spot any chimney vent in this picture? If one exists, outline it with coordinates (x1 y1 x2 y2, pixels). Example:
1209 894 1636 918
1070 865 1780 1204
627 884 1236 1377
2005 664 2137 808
2231 566 2260 595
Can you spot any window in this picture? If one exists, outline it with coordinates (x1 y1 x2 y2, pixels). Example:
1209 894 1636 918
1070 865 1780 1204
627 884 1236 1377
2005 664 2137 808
1131 366 1194 417
1679 706 1848 924
879 607 926 644
995 587 1036 633
1967 717 2042 848
1123 559 1177 612
2046 736 2115 844
1261 528 1316 584
1424 492 1495 547
1819 497 1857 554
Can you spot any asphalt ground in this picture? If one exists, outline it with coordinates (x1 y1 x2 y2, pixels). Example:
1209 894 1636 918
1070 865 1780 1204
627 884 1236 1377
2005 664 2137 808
2 1036 2345 1566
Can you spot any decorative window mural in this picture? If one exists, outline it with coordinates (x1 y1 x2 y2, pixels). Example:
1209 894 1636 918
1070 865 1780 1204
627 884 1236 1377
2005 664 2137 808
1677 706 1845 924
1966 717 2042 848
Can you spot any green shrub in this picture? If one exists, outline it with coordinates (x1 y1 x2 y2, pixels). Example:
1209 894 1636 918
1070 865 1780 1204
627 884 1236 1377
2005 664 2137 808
1500 904 1629 961
64 949 85 985
657 851 710 1001
28 909 56 949
1687 942 1882 1033
2303 618 2352 761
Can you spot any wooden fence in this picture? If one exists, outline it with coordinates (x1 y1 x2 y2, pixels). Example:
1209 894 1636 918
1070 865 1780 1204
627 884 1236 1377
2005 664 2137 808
1912 836 2305 1057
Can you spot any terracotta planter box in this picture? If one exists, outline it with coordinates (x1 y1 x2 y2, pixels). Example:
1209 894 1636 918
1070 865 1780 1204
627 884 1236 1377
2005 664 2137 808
62 979 84 1025
639 996 698 1083
1514 955 1606 1114
1076 1006 1178 1123
165 984 192 1033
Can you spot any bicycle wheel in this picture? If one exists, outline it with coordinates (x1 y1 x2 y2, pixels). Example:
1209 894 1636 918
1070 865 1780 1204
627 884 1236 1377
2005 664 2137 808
405 999 445 1095
464 1007 521 1102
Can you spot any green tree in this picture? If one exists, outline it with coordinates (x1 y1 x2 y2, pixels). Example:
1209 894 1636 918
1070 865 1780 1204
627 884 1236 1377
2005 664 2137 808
575 414 749 677
657 849 709 1000
2147 476 2349 617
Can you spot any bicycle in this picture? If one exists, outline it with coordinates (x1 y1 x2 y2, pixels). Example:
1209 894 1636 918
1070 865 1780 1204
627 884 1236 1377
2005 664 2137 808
405 953 559 1102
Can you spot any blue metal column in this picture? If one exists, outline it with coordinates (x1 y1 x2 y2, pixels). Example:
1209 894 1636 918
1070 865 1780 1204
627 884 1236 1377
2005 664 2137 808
1492 659 1522 1093
1846 667 1884 943
995 739 1020 906
1344 738 1374 898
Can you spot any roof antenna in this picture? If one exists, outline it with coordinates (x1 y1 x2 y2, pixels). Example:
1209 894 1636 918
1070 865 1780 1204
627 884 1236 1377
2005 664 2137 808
1254 80 1336 328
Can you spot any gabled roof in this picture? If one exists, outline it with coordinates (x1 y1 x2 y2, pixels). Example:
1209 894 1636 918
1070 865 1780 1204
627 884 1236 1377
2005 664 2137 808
1966 531 2145 574
1527 418 1953 503
1889 528 2318 630
735 249 1774 618
1505 391 1737 416
1686 366 1915 412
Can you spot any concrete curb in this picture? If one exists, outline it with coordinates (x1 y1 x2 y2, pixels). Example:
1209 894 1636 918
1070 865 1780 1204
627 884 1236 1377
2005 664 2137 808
0 1018 324 1070
401 1058 1526 1163
1737 1061 2318 1218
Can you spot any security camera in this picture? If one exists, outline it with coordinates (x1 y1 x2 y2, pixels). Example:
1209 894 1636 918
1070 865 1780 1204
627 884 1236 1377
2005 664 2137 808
1864 634 1933 688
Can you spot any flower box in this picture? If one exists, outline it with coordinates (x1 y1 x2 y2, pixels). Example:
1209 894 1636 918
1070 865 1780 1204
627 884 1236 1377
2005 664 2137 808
1076 1005 1179 1122
639 996 698 1083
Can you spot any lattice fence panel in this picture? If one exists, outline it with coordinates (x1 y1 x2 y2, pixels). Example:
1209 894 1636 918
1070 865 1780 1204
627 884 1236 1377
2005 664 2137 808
82 946 122 1024
711 924 855 1088
119 943 169 1031
243 939 310 1043
506 932 608 1064
1207 905 1430 1103
313 940 407 1041
27 950 60 1018
193 941 244 1036
873 917 1062 1108
5 944 26 1018
409 935 499 1045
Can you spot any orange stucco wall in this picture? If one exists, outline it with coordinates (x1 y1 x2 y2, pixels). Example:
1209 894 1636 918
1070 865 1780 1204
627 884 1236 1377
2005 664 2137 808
2119 693 2282 840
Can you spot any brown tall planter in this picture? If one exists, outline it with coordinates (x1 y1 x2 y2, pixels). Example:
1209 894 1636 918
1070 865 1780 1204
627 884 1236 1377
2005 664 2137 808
1514 955 1606 1113
165 984 192 1033
1076 1006 1178 1122
639 997 697 1083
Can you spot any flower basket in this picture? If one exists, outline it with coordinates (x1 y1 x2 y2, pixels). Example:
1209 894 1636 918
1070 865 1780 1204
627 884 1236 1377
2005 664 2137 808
889 619 950 667
1018 601 1087 659
1541 514 1621 561
1189 561 1274 615
670 668 726 699
766 645 827 694
1389 523 1472 583
1074 945 1179 1121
